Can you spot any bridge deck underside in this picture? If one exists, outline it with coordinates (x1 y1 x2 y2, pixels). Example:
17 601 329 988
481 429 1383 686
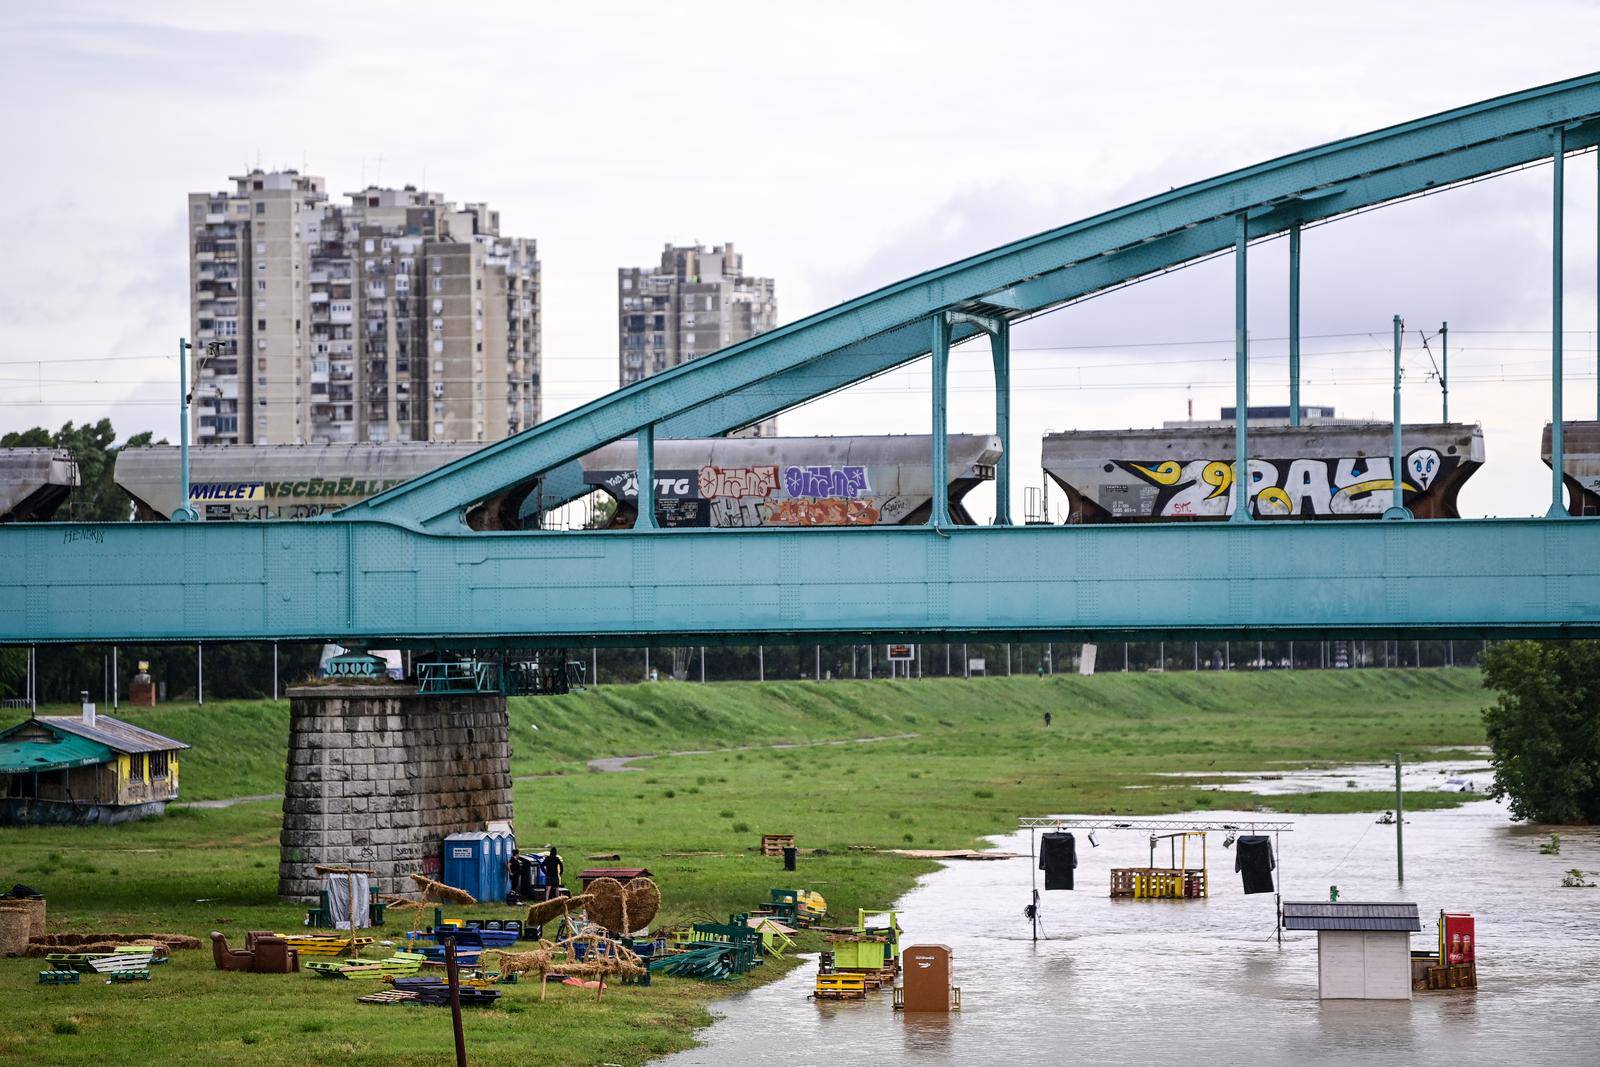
4 518 1596 645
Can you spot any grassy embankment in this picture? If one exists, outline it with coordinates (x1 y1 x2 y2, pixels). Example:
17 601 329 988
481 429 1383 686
0 669 1490 1066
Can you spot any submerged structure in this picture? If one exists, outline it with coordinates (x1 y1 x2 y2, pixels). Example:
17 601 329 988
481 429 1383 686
1043 416 1485 522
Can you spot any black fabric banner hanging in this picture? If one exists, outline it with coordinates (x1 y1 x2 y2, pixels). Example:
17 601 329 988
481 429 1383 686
1039 831 1078 891
1235 835 1276 894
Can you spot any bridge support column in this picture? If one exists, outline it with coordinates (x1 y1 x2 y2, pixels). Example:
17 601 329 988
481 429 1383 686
1231 214 1252 522
636 423 658 530
278 683 512 901
992 318 1012 525
1550 126 1568 518
930 312 951 526
1288 223 1301 426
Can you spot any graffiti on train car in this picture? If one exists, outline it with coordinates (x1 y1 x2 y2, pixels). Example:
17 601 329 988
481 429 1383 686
590 462 906 528
1111 448 1453 518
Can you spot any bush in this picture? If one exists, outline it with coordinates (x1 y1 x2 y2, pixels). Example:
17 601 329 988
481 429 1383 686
1481 641 1600 824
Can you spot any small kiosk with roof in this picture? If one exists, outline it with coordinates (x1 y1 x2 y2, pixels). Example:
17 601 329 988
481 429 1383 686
1281 900 1421 1000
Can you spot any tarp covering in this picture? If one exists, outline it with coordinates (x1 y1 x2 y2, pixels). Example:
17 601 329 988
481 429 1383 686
0 734 111 775
324 871 372 931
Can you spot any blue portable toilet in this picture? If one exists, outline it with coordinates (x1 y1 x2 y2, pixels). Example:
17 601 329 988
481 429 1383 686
442 832 491 901
486 828 515 902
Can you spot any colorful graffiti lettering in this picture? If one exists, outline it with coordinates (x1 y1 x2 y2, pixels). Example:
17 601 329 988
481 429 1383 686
783 464 871 499
1119 450 1447 518
697 464 780 499
762 497 882 526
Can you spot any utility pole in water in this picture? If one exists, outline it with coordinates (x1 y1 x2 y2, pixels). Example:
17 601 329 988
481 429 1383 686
1394 752 1405 883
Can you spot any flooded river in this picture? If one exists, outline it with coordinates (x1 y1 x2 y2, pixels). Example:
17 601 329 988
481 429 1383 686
659 797 1598 1066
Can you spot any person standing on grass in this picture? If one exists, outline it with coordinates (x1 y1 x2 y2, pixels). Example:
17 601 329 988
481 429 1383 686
543 845 564 900
1044 711 1053 728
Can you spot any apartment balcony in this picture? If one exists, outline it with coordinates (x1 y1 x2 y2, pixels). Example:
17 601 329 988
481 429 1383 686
309 291 329 304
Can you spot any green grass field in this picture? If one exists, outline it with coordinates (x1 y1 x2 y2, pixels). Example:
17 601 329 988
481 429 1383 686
0 669 1492 1066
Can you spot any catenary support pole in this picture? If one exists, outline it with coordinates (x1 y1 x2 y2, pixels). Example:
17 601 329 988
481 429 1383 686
964 643 970 679
816 645 821 682
758 645 764 682
930 313 952 526
112 646 118 709
636 424 657 530
1232 214 1252 522
644 647 650 681
272 641 279 700
1385 315 1411 519
700 646 705 683
1550 127 1568 518
1440 321 1449 423
1395 752 1405 884
1289 223 1301 426
173 338 197 522
592 648 598 686
197 642 204 706
991 318 1012 525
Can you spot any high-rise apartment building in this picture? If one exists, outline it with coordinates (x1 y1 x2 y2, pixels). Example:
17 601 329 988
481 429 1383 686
188 169 540 446
618 242 776 434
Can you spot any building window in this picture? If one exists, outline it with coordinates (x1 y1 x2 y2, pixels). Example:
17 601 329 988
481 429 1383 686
432 278 443 292
257 319 266 331
128 753 146 781
149 751 170 779
255 242 266 254
257 281 267 291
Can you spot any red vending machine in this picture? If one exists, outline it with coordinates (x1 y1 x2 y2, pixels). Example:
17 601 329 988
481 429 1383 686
1440 912 1475 965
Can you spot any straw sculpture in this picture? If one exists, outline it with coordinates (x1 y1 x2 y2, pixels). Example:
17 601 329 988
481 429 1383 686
407 873 477 905
584 876 661 935
492 933 643 980
524 893 592 929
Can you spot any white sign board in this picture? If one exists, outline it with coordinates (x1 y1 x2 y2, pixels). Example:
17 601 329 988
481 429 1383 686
887 644 915 662
1078 643 1098 676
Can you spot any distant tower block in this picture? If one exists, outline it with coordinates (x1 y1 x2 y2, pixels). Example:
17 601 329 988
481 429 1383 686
278 683 512 900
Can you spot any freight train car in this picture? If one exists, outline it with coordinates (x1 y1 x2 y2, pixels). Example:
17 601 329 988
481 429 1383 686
112 435 1001 531
0 449 79 522
1043 419 1485 522
1541 421 1600 516
581 434 1001 528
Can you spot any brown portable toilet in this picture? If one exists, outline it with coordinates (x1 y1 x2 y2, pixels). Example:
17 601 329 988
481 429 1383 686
898 944 958 1012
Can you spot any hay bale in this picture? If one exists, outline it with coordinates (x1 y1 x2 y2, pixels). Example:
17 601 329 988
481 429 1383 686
11 898 46 939
0 905 29 957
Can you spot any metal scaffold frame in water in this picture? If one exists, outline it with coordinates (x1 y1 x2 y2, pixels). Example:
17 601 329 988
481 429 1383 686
1021 816 1295 944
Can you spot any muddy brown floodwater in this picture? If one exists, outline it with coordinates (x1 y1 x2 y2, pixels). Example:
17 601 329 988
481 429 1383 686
657 797 1599 1066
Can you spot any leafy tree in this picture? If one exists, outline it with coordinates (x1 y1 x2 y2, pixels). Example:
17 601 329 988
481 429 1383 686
1 419 161 521
1480 641 1600 824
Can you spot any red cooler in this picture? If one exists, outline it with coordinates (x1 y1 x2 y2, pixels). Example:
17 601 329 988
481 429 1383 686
1440 912 1475 964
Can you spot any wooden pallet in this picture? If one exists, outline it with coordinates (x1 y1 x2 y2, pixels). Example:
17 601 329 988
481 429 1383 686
105 969 151 982
38 969 80 985
814 972 867 1000
358 989 421 1005
761 834 796 857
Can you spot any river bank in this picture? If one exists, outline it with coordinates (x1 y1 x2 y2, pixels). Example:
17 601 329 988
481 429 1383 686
0 669 1494 1065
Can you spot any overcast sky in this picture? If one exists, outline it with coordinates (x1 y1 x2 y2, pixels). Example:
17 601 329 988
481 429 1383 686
2 1 1599 519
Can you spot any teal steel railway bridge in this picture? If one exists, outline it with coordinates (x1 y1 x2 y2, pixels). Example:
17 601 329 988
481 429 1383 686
7 74 1600 649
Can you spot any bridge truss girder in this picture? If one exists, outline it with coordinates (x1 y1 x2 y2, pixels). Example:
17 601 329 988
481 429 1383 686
5 518 1599 646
